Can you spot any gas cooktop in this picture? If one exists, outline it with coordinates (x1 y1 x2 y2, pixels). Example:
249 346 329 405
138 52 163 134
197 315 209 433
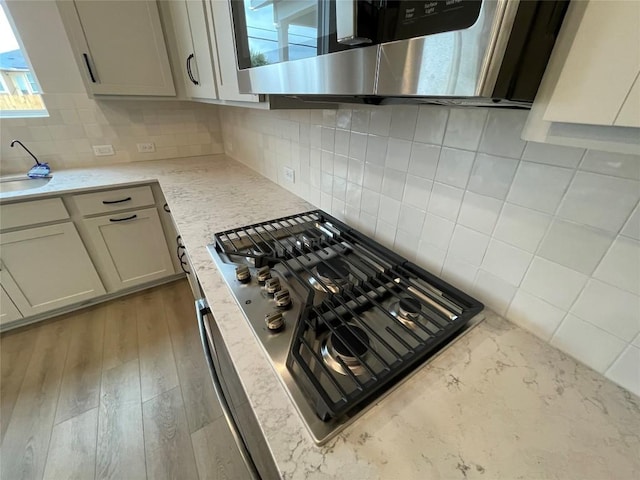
208 210 483 444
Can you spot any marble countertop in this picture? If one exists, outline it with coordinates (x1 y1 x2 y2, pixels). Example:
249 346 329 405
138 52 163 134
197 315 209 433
2 156 639 479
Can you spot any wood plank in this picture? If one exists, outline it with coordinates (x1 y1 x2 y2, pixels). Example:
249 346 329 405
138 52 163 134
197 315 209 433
55 307 106 424
191 417 253 480
42 407 98 480
0 318 71 480
142 386 199 480
102 295 139 371
136 289 179 402
0 327 37 442
96 360 146 480
164 281 221 433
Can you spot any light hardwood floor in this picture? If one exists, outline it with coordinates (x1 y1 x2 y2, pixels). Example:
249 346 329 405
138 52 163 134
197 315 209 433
0 280 251 480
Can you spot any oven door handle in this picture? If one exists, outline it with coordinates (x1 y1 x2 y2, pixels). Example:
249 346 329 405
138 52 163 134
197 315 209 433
196 299 261 480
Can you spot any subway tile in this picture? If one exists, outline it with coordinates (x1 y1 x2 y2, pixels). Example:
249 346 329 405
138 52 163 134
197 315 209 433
398 204 426 237
443 108 487 151
557 171 640 232
427 182 464 221
334 129 350 156
593 236 640 294
441 255 478 292
415 242 447 275
414 105 449 145
621 205 640 240
449 225 490 266
389 105 419 141
481 239 532 286
322 109 337 127
507 162 574 214
334 154 348 179
310 149 322 169
349 132 368 161
332 198 346 219
580 150 640 180
421 213 456 250
408 142 440 179
385 137 412 172
435 147 475 188
321 151 334 173
522 257 588 310
467 153 518 200
321 171 333 194
493 203 551 253
358 210 377 236
321 127 335 152
571 279 640 342
365 135 389 166
538 220 614 275
345 182 362 209
347 158 364 185
360 188 381 216
309 124 322 149
522 142 585 169
335 109 352 130
551 314 626 373
457 191 503 235
369 108 392 136
375 219 396 248
378 195 402 227
363 163 384 192
351 109 370 133
472 269 517 316
507 290 566 341
394 229 420 260
479 109 527 158
606 345 640 397
332 176 347 201
381 168 407 201
403 174 433 210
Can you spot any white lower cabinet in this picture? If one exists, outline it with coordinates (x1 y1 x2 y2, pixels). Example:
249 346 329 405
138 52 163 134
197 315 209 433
0 222 106 317
82 207 175 291
0 285 22 325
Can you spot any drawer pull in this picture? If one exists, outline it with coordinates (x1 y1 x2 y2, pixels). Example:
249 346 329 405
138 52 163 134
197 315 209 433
102 197 132 205
109 214 137 222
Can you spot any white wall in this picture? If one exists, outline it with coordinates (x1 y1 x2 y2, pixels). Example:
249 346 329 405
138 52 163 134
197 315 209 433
0 0 223 174
220 104 640 397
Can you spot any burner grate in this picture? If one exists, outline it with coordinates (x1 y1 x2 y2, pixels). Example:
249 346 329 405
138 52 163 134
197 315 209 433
214 210 483 420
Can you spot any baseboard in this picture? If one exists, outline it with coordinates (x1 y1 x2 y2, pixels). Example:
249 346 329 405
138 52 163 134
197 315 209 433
0 273 186 333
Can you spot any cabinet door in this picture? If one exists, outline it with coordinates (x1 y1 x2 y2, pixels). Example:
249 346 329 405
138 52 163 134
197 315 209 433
0 223 106 317
206 0 260 102
168 0 218 99
59 0 175 96
82 207 175 291
543 0 640 127
0 285 22 325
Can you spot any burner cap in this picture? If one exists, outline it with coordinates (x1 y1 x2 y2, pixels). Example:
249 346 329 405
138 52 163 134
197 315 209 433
316 258 350 282
331 325 369 359
399 297 421 316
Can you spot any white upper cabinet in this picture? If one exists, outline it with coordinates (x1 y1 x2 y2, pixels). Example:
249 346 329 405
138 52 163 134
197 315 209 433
524 0 640 154
168 0 218 100
206 0 260 103
57 0 176 96
543 0 640 127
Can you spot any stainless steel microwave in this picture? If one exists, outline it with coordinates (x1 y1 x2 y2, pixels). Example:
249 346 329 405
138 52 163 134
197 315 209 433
229 0 569 106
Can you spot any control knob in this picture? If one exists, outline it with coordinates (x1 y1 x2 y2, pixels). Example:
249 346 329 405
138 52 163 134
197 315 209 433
265 277 281 295
274 289 292 309
235 265 251 283
265 311 285 331
257 266 271 284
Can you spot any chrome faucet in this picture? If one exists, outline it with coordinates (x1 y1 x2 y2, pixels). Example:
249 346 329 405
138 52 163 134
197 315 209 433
10 140 51 177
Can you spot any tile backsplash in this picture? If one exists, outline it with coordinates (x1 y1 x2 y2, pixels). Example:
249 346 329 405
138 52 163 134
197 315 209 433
219 104 640 396
0 93 223 174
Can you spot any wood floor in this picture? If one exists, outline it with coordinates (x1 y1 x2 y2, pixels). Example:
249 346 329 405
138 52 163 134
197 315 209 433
0 280 251 480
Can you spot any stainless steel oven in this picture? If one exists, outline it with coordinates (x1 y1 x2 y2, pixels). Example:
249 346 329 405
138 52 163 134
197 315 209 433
229 0 569 105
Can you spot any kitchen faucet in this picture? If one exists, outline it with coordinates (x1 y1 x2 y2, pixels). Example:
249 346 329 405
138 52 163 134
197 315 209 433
9 139 51 177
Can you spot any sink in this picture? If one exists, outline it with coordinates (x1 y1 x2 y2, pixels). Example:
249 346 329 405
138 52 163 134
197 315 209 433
0 175 52 193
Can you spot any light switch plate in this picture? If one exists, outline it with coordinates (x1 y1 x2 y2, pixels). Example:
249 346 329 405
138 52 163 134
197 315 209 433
284 167 295 183
93 144 114 156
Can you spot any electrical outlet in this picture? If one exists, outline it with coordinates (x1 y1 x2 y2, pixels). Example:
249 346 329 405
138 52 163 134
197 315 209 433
137 142 156 153
283 167 295 183
93 144 114 156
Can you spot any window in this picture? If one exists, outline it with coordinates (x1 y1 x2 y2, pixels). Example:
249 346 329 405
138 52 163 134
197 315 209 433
0 1 47 117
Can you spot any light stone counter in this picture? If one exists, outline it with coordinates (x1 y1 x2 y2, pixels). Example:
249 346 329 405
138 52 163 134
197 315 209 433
2 155 638 479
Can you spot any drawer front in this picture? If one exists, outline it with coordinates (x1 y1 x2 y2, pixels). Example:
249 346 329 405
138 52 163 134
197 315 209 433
72 185 155 216
0 198 69 231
